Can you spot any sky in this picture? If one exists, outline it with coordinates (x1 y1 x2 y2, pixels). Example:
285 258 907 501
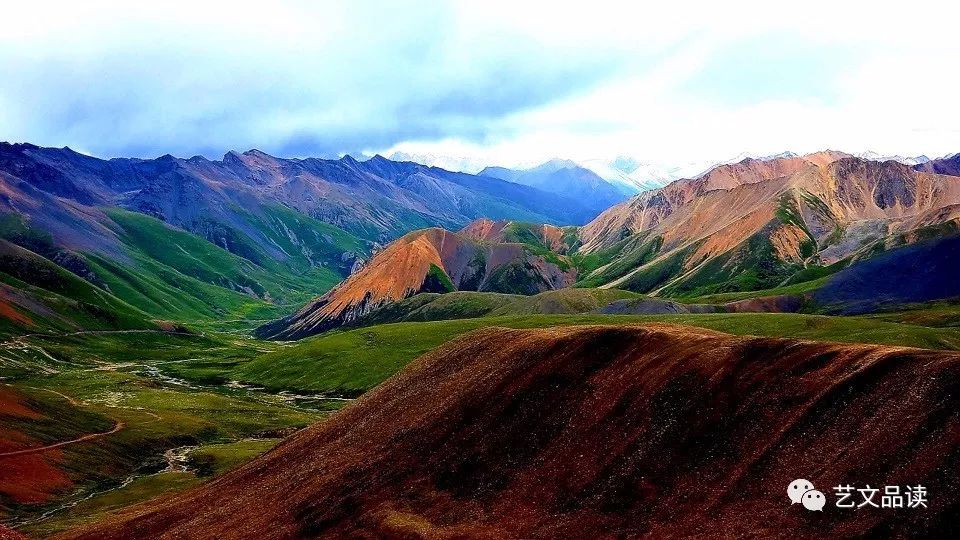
2 0 959 169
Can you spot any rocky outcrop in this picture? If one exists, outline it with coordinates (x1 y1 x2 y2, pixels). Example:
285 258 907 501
255 227 576 339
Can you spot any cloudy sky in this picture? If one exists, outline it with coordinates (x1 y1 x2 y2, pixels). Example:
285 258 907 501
3 1 959 168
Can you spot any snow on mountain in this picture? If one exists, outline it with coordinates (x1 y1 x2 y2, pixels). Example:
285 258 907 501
855 151 931 166
578 153 792 195
386 151 488 174
384 150 936 199
577 158 704 195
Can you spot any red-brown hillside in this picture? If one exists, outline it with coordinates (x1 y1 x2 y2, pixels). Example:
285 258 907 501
0 386 74 509
62 325 960 539
577 152 960 294
459 218 567 251
0 524 26 540
256 226 575 339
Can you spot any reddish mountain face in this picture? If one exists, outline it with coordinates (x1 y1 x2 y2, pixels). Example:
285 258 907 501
0 386 74 509
459 218 568 251
0 524 26 540
255 224 575 339
61 324 960 539
577 152 960 295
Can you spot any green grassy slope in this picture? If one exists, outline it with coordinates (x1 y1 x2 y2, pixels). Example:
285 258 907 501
0 206 369 332
0 330 321 532
491 288 641 315
84 209 361 323
235 313 960 396
0 240 154 335
341 289 647 329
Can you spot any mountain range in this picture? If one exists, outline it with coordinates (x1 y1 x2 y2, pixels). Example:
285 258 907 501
262 150 960 339
388 150 940 196
479 159 629 213
2 141 959 340
4 139 960 538
0 143 611 334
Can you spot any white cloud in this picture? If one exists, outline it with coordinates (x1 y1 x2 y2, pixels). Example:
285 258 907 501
2 0 958 166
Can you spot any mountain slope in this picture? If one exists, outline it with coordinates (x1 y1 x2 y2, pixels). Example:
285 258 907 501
814 232 960 314
0 142 615 328
0 239 154 335
255 223 576 339
479 159 627 215
576 152 960 297
915 153 960 176
62 324 960 539
1 142 598 250
264 152 960 337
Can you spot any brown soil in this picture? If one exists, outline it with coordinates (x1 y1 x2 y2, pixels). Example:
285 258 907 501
61 324 960 539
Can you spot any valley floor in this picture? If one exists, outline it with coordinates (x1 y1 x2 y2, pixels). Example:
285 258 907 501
0 331 344 536
2 306 959 537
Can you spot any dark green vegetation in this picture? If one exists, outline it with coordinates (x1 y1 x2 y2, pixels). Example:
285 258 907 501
0 207 369 336
88 209 359 322
421 264 456 293
0 331 340 535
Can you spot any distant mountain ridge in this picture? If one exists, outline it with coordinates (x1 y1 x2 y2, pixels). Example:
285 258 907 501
0 143 603 250
0 142 609 333
393 150 942 197
915 152 960 176
479 159 628 214
263 150 960 339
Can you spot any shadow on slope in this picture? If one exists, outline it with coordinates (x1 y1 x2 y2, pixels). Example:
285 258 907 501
814 235 960 314
63 324 960 539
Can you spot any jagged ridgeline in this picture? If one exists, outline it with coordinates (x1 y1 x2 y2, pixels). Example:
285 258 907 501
262 151 960 339
0 143 609 333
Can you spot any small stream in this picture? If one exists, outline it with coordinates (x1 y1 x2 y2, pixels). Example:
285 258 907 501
7 443 204 529
3 361 354 531
135 364 353 412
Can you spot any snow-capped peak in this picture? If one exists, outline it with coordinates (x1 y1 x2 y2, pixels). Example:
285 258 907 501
855 151 930 166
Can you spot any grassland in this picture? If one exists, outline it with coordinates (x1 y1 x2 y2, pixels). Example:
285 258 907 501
20 438 282 537
5 305 960 535
0 240 155 336
0 330 331 534
345 289 644 328
234 312 960 396
0 207 370 337
90 209 350 322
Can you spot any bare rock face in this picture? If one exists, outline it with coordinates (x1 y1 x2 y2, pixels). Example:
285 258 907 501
575 151 960 294
61 324 960 540
914 153 960 176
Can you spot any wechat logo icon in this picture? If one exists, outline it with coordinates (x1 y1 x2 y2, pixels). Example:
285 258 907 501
788 479 826 511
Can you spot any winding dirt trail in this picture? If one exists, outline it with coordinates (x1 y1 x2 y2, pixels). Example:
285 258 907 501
0 421 125 458
0 387 131 459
